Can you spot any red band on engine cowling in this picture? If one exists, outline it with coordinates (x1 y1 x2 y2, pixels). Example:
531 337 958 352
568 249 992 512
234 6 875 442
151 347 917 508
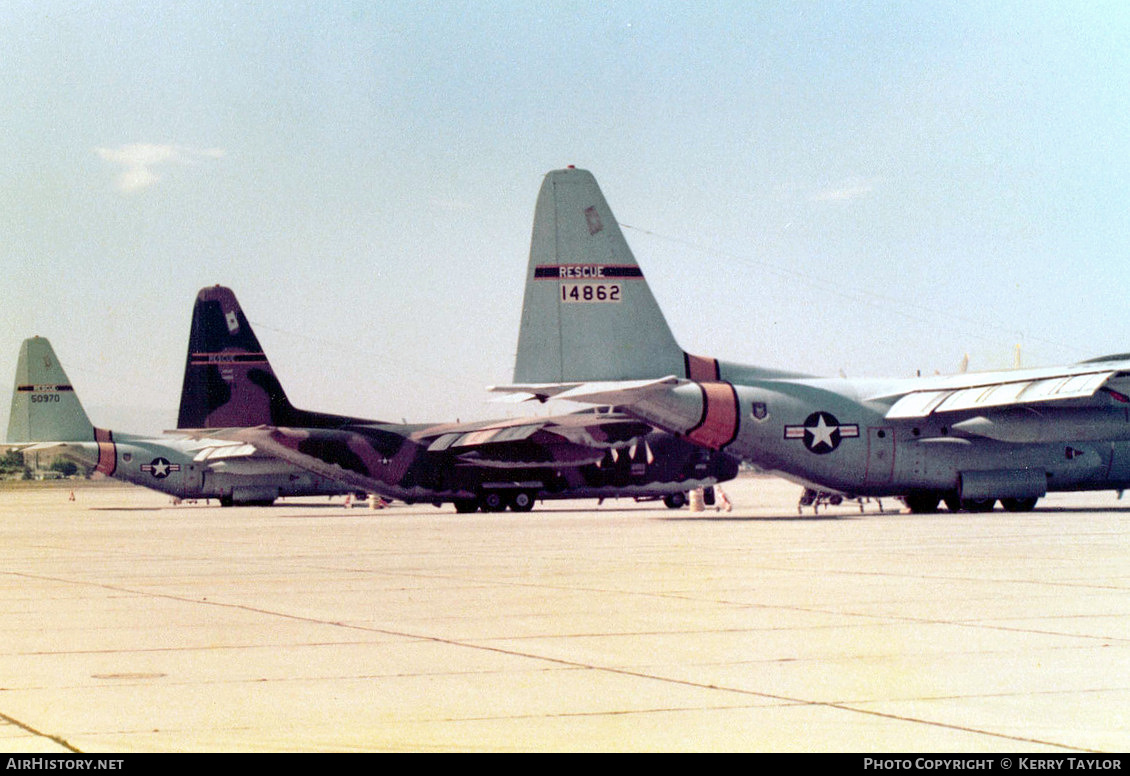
686 382 739 450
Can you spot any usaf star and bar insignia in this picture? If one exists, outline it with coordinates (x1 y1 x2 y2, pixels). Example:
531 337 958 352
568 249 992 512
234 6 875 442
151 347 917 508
141 457 181 479
784 412 860 455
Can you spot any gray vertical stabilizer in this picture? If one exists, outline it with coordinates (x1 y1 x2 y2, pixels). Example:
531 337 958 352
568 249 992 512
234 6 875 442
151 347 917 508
6 337 95 442
513 168 687 383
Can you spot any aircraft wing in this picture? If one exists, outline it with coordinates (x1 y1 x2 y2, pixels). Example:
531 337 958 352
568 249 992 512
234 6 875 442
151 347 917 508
408 410 656 468
414 409 653 449
873 362 1130 419
177 409 664 495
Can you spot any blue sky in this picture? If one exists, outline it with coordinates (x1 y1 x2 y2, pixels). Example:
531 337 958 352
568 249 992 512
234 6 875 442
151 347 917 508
3 2 1129 433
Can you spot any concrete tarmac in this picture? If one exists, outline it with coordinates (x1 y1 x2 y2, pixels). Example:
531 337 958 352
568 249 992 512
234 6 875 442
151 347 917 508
0 476 1127 752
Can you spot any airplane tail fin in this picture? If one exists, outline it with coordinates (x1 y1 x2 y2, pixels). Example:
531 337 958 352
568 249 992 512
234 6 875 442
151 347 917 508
178 286 373 429
6 337 95 443
514 168 717 383
177 285 297 429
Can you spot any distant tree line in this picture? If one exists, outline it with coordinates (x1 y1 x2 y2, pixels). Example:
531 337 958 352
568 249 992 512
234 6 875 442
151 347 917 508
0 450 29 479
50 459 81 477
0 451 90 480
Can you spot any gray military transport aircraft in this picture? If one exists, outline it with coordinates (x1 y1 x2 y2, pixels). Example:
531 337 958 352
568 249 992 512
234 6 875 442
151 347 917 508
5 336 352 505
494 167 1130 513
176 285 738 512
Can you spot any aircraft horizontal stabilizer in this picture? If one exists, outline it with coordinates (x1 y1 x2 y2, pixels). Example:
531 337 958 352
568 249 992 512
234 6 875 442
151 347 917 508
490 377 681 407
555 377 682 404
170 426 268 441
3 441 101 470
487 383 584 402
489 391 549 404
1 441 76 454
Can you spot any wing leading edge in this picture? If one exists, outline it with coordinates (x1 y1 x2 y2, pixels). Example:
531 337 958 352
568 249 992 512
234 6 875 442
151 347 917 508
877 363 1130 419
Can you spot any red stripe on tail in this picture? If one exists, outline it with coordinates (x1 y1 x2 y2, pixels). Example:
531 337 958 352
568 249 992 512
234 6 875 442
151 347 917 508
94 428 116 476
684 352 720 381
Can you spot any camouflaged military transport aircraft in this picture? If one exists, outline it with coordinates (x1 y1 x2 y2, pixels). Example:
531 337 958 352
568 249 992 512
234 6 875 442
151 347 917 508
176 285 737 512
5 336 352 505
493 167 1130 513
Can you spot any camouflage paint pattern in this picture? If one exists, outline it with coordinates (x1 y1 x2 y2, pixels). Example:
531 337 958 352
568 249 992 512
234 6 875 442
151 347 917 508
178 286 738 507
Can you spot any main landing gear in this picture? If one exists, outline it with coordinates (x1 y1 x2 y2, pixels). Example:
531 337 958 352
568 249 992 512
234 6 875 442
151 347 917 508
453 490 538 514
663 492 687 509
218 495 276 507
903 493 1040 514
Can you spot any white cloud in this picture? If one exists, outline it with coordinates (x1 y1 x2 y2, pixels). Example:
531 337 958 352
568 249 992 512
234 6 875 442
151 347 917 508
812 179 876 203
96 143 225 193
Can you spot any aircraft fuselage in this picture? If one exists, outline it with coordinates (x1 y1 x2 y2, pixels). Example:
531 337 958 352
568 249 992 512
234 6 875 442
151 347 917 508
623 363 1130 502
54 431 350 505
241 424 739 507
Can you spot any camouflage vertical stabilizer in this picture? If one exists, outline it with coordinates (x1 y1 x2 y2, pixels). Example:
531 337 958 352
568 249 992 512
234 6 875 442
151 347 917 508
6 337 95 442
514 167 689 383
177 285 296 428
178 286 375 429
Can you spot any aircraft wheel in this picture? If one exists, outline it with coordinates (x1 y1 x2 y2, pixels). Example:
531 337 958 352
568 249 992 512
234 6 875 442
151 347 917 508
943 494 962 513
904 494 940 514
481 492 508 512
453 498 479 514
219 495 234 507
962 498 996 512
663 492 687 509
1001 497 1038 512
509 491 535 512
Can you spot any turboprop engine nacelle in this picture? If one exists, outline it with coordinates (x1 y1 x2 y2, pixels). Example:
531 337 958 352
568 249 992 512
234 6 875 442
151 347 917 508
630 382 740 451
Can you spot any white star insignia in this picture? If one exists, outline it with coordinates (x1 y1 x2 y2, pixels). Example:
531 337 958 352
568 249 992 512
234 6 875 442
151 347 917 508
807 415 837 449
